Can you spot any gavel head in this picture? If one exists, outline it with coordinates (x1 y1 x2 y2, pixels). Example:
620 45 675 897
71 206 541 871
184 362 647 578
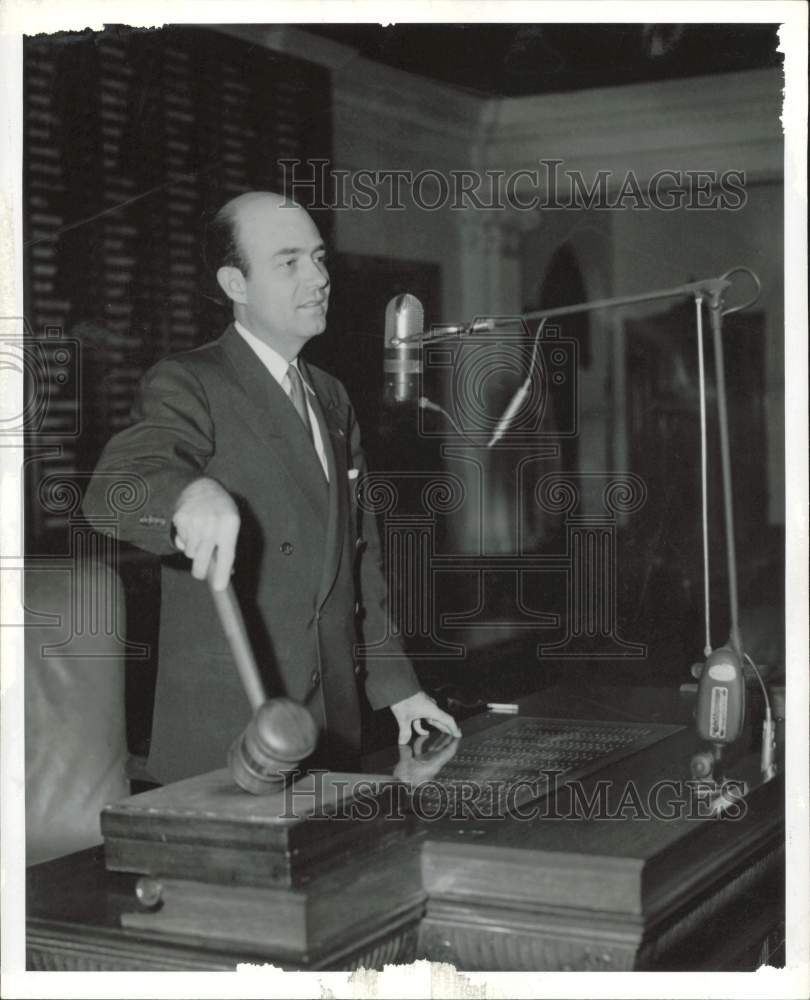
228 698 319 795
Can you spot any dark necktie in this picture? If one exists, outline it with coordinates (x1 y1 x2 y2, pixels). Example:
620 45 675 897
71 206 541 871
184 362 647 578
285 364 328 484
285 363 313 439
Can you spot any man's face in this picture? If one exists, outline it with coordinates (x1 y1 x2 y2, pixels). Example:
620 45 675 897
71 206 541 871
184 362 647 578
234 199 330 356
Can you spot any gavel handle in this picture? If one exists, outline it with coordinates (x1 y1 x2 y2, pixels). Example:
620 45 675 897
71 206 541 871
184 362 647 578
207 563 265 713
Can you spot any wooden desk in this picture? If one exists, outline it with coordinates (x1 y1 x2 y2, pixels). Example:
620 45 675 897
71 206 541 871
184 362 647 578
26 684 784 971
417 687 784 971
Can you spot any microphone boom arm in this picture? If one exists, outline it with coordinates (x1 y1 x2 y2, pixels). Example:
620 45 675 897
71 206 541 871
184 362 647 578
522 269 759 324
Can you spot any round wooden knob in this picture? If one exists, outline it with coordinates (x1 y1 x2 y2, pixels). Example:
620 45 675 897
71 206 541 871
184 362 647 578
135 877 164 910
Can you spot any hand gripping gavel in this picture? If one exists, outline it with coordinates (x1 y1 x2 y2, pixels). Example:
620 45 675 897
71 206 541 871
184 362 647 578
207 565 318 794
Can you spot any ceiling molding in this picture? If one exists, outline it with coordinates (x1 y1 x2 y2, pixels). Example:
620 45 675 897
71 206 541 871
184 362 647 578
484 68 784 186
212 24 359 72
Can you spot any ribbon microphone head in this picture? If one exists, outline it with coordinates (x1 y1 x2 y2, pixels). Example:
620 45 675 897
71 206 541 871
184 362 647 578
383 293 424 406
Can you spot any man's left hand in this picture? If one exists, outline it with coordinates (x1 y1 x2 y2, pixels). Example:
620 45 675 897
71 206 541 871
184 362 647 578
390 690 462 744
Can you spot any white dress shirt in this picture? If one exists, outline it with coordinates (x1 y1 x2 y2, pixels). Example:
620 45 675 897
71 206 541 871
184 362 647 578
234 321 329 480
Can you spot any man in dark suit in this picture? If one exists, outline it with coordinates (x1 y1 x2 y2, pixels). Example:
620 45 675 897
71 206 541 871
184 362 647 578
83 191 459 784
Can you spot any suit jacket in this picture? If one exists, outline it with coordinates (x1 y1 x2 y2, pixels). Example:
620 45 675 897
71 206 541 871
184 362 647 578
83 324 420 783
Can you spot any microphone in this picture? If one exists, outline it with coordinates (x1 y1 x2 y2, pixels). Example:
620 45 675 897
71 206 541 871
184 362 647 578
383 293 424 405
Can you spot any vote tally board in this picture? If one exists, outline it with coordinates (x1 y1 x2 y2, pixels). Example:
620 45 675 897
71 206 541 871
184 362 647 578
408 716 682 816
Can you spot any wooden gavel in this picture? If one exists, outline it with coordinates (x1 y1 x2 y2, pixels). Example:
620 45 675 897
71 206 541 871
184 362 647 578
207 566 318 794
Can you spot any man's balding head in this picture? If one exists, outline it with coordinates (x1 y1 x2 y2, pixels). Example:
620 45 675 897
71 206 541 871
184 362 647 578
204 192 296 280
208 192 330 359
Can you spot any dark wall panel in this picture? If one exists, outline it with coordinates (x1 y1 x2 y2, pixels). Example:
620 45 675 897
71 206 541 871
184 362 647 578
24 25 333 549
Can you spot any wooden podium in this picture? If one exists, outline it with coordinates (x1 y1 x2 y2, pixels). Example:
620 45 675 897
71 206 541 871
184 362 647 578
26 685 785 971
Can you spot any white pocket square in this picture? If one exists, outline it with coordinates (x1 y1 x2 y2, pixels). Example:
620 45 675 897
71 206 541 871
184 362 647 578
348 468 359 480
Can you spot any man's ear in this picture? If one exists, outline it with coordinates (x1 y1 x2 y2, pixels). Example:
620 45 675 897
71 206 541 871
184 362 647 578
216 266 247 304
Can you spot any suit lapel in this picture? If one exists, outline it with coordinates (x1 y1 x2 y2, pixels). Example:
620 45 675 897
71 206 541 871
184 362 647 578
219 326 328 521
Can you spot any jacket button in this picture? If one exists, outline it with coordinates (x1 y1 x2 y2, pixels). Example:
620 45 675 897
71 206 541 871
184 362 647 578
280 541 294 555
310 670 321 687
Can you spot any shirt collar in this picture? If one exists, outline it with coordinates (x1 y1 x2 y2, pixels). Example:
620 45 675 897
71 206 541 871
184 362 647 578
234 320 313 394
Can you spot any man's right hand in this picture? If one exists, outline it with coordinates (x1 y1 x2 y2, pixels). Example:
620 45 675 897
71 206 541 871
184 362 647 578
172 477 240 590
